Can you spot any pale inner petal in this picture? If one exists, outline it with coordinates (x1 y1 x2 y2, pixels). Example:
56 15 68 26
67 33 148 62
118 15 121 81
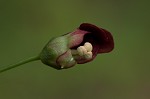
71 42 93 60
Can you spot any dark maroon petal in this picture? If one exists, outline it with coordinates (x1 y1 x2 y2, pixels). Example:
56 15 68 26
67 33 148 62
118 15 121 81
79 23 114 53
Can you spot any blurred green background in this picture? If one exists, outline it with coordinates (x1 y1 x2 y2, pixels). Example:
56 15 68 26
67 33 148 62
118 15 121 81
0 0 150 99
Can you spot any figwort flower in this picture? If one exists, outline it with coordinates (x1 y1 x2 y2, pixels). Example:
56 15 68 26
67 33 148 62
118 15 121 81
0 23 114 73
40 23 114 70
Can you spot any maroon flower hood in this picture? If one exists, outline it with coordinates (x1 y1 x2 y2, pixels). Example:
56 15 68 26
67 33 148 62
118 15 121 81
69 23 114 64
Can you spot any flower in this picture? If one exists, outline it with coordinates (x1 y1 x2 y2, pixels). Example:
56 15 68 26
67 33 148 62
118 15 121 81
40 23 114 70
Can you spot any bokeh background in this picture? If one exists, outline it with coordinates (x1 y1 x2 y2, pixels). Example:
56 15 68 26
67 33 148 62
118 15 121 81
0 0 150 99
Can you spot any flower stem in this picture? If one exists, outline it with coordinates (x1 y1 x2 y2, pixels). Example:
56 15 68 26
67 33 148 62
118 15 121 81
0 55 40 74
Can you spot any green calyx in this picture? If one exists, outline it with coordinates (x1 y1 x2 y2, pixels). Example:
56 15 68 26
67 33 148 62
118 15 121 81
40 34 76 69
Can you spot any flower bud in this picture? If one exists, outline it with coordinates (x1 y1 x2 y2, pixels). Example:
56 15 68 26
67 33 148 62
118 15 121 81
40 23 114 70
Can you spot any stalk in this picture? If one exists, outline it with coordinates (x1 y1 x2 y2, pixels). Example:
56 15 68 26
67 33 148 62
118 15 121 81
0 55 40 73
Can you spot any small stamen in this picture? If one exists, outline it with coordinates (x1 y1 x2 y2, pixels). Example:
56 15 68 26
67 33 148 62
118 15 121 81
77 46 87 56
85 52 93 59
84 42 93 52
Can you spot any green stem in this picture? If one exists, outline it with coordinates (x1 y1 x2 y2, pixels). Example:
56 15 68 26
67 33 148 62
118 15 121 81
0 55 40 73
